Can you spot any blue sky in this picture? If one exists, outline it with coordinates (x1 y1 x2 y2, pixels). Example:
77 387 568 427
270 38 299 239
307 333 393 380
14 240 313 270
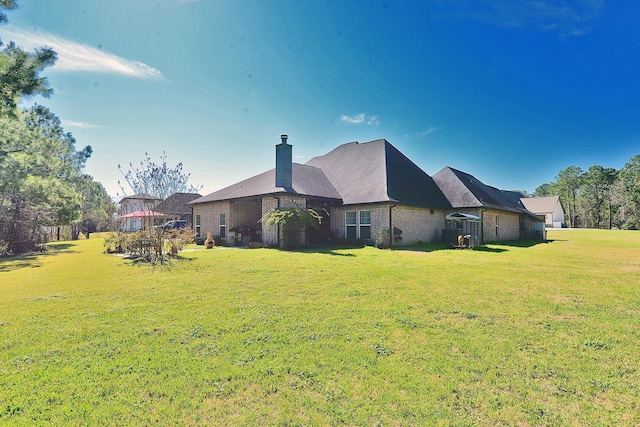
2 0 639 198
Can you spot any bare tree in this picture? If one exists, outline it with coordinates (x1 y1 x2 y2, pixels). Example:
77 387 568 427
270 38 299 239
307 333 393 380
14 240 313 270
118 152 202 199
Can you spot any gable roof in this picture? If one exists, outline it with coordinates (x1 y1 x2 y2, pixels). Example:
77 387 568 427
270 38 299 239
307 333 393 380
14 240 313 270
154 192 202 214
306 139 451 208
119 193 161 203
433 166 537 218
190 163 341 204
520 195 562 215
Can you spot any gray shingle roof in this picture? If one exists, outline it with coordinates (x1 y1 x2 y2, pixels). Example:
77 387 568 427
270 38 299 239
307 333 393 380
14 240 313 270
190 163 341 204
119 193 161 203
154 192 202 214
433 166 537 218
306 139 451 208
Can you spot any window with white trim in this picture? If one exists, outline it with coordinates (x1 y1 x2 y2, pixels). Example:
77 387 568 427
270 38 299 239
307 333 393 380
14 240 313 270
345 211 357 239
195 214 201 237
495 215 499 238
359 210 371 240
219 213 226 238
345 210 371 239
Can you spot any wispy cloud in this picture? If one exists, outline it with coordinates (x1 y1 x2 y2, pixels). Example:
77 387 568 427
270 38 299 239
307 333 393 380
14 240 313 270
339 113 380 126
0 25 165 80
62 120 106 129
439 0 605 37
417 127 436 138
405 127 436 140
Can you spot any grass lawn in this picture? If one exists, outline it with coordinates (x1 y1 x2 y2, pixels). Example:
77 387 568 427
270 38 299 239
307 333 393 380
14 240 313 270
1 229 639 426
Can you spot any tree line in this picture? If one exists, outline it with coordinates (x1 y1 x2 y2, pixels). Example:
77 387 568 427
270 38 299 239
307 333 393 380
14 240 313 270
0 1 114 254
533 155 640 230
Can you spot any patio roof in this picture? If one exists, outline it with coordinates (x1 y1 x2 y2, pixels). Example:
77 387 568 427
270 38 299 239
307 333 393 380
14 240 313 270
120 210 166 218
446 212 482 222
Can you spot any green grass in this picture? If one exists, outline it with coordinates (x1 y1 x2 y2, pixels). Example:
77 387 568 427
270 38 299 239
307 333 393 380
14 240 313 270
1 229 639 426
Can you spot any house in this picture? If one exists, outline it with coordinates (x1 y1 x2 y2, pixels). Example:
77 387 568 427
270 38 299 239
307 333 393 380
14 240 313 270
520 195 565 228
153 192 202 227
432 167 541 244
190 136 542 247
118 193 162 232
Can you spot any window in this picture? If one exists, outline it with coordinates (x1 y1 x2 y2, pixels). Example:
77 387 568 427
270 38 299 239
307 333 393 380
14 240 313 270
345 211 357 239
495 215 499 238
195 214 201 237
219 213 226 238
345 210 371 239
359 210 371 240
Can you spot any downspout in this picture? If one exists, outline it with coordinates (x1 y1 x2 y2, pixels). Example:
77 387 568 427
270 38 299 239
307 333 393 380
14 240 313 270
480 209 487 244
275 196 281 248
389 204 393 248
191 204 194 234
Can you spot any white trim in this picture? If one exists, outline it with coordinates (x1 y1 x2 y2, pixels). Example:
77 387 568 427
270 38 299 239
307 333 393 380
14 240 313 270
219 212 226 238
345 210 371 239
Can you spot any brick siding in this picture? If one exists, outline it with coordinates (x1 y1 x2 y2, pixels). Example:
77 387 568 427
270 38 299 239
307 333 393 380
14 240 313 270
330 204 446 244
193 201 229 240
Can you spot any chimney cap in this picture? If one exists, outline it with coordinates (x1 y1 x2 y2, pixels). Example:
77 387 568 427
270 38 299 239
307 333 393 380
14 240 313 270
280 134 288 144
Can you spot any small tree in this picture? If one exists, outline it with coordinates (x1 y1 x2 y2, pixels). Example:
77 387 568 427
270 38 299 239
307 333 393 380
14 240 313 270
260 207 322 248
118 152 201 200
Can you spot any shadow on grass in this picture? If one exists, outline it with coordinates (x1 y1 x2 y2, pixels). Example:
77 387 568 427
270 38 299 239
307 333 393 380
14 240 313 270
0 254 42 272
47 242 77 251
387 238 554 254
393 243 451 253
0 242 79 273
288 246 358 257
123 254 197 269
468 246 507 253
486 239 556 248
249 238 554 257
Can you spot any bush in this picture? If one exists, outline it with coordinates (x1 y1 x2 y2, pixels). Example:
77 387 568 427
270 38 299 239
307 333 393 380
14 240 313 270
260 207 322 249
104 232 128 253
166 228 195 253
621 218 640 230
375 228 392 249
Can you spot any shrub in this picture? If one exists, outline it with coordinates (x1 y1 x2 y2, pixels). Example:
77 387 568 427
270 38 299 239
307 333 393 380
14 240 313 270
166 228 195 254
104 232 128 253
260 207 322 249
375 228 392 249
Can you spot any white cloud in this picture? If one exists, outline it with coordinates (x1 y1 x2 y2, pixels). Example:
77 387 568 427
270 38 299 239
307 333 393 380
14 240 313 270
417 127 435 138
340 113 365 124
339 113 380 126
366 115 380 126
0 25 165 80
62 120 106 129
443 0 604 37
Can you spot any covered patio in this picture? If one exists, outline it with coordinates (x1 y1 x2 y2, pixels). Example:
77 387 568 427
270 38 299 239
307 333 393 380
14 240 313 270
120 210 166 232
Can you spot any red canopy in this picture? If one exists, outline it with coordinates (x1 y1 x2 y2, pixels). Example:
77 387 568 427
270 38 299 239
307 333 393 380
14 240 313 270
120 210 166 218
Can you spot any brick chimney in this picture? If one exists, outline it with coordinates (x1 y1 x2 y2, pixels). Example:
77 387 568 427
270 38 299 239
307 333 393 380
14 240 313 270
275 134 292 188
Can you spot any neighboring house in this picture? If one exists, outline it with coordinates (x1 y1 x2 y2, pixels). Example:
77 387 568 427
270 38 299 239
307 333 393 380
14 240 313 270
432 167 541 244
153 192 202 228
520 195 565 228
118 193 161 232
190 136 542 247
